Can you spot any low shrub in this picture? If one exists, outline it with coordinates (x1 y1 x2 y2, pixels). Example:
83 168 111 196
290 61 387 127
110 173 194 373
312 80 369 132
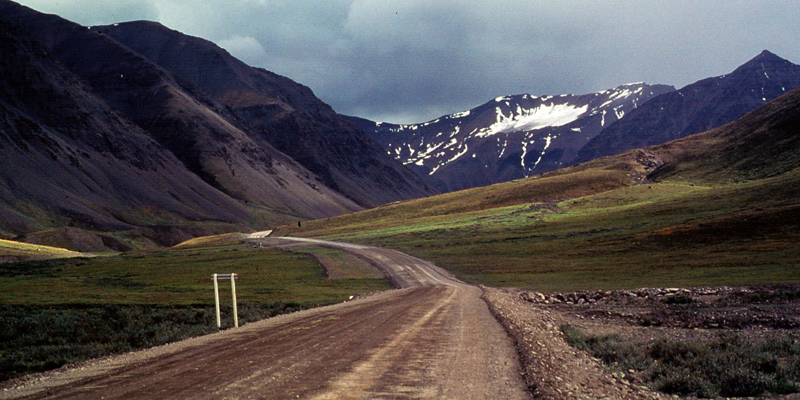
560 325 800 398
560 325 650 369
0 302 306 381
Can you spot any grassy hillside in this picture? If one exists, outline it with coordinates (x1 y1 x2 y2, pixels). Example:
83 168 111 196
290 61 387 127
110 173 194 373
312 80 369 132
0 239 85 262
277 171 799 291
0 241 389 306
647 86 800 183
275 90 800 292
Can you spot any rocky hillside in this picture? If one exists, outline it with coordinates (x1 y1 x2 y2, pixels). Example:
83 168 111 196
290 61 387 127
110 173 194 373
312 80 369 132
93 21 435 208
0 18 253 237
354 83 673 192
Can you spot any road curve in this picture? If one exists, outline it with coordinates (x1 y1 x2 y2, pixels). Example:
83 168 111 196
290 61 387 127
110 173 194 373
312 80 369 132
260 237 462 288
1 238 530 400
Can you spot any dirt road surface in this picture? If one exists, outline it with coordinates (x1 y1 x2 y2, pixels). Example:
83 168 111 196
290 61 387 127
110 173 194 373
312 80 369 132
1 238 530 400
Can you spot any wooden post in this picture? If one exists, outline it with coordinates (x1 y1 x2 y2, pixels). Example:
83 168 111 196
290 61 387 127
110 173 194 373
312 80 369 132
213 273 221 328
231 274 239 328
211 273 238 329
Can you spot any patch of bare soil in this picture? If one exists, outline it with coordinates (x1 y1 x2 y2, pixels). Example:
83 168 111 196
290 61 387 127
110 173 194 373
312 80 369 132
483 285 800 400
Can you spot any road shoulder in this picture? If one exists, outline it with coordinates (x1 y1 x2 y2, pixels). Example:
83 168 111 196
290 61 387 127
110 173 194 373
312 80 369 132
482 287 666 400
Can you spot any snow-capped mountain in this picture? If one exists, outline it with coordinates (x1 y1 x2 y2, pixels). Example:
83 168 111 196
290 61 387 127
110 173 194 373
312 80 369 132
353 83 674 192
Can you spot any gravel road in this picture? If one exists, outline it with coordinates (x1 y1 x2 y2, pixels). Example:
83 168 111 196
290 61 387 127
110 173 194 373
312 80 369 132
1 238 530 400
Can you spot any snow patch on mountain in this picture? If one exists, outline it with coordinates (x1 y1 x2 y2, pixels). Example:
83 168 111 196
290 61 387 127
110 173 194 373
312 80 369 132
475 103 589 138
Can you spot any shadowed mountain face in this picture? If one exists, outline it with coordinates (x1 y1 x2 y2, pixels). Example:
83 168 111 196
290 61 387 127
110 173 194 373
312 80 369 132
0 18 254 235
93 21 436 208
0 2 359 218
575 51 800 164
0 1 363 227
643 85 800 183
354 83 674 192
0 0 440 239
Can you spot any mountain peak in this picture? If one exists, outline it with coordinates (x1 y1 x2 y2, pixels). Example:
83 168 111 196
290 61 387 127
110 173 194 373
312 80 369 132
755 49 780 60
575 50 800 165
735 50 792 73
357 83 674 191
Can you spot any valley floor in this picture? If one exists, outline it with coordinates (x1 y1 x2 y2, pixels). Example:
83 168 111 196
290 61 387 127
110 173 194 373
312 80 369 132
3 238 798 400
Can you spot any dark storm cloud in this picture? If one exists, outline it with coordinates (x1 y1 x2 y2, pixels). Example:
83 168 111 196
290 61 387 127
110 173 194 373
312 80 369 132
15 0 800 123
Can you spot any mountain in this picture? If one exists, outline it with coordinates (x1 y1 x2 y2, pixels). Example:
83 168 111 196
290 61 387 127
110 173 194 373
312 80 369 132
644 85 800 183
354 83 674 192
0 0 365 228
288 85 800 240
575 50 800 163
92 21 435 208
0 18 254 238
279 83 800 300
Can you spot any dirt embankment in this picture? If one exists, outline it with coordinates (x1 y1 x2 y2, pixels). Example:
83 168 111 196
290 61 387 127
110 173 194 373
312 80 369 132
483 287 666 400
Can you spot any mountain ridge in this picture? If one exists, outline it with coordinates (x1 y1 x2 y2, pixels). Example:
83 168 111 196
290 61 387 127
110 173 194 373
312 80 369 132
354 82 674 192
0 0 365 221
94 20 436 208
645 84 800 183
358 50 800 193
575 50 800 163
0 0 434 246
0 17 255 238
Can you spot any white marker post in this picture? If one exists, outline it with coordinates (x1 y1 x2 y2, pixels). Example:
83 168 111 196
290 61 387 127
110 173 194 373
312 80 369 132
213 273 221 327
212 273 239 328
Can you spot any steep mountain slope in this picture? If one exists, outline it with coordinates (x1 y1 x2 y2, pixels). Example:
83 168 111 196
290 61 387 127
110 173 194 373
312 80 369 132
643 85 800 183
94 21 435 207
354 83 673 192
0 19 253 236
575 50 800 163
0 0 362 221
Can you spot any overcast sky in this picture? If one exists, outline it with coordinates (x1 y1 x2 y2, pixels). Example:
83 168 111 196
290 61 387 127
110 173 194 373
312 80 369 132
15 0 800 123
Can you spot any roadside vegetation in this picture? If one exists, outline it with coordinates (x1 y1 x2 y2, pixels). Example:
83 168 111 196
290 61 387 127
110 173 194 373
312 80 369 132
561 325 800 398
0 240 390 381
0 302 304 381
558 284 800 400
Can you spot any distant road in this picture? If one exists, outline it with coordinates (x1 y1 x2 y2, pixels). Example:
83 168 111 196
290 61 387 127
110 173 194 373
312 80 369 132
1 238 530 400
